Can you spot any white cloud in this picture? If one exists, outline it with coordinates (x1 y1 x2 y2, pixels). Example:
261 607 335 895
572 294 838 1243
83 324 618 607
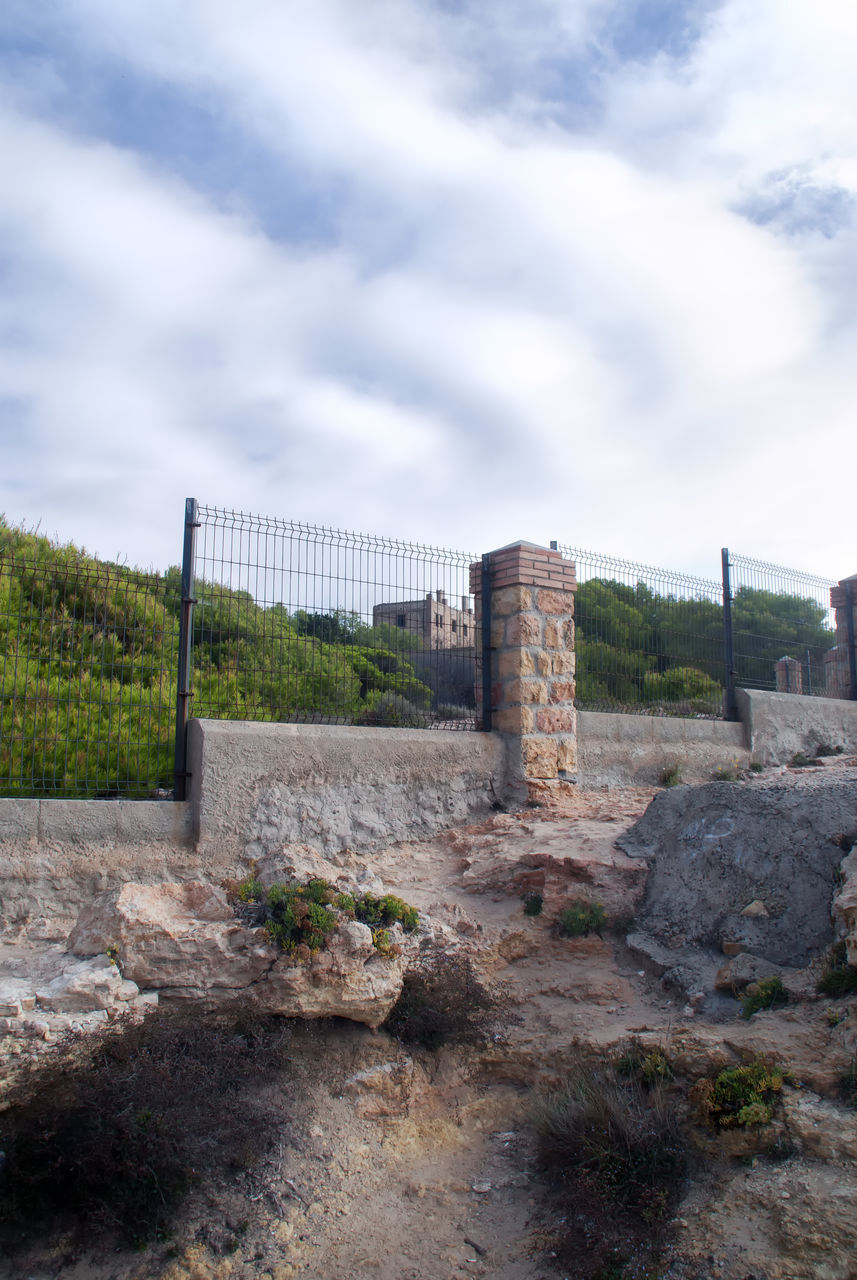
0 0 855 580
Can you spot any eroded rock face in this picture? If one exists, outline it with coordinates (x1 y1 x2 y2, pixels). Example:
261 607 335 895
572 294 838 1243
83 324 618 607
68 881 407 1029
832 847 857 967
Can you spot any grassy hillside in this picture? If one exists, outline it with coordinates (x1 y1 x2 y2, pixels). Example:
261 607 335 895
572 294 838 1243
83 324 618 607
0 519 433 798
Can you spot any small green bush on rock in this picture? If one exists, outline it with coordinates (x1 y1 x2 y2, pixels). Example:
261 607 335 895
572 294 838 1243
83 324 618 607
228 877 419 958
555 900 606 938
739 976 788 1019
817 940 857 998
691 1059 783 1128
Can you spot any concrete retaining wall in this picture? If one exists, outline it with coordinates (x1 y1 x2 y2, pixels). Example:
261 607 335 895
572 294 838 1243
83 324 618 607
577 710 748 786
736 689 857 765
0 799 195 936
188 719 505 861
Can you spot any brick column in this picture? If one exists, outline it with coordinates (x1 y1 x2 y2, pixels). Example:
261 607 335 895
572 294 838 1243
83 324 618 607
830 575 857 699
470 541 577 802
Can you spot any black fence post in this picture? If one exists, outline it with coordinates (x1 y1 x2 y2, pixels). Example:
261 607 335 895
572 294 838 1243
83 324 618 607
174 498 199 800
846 580 857 701
721 547 738 720
481 552 492 731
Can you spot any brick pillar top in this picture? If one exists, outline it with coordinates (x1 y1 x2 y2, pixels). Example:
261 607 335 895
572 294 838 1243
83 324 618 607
469 541 577 594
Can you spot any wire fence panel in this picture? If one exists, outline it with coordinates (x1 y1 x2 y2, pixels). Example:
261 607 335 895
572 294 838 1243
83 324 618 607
556 543 725 717
190 506 479 730
0 552 177 798
725 552 837 699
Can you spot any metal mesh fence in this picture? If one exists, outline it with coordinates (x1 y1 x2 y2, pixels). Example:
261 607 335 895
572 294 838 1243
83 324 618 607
0 552 177 797
725 552 837 698
189 506 479 730
556 543 725 717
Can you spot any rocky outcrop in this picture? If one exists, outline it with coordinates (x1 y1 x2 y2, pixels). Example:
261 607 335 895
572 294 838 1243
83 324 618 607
619 780 857 966
68 881 407 1029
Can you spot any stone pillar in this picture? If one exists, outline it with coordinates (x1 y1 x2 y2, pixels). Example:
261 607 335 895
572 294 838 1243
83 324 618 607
470 541 577 802
830 575 857 699
775 656 802 694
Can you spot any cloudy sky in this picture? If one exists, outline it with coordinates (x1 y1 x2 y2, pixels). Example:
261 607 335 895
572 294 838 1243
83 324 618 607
1 0 855 579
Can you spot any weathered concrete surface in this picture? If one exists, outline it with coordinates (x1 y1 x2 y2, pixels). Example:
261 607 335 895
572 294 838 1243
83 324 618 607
578 709 748 785
737 687 857 765
619 777 857 967
188 719 505 860
0 799 195 936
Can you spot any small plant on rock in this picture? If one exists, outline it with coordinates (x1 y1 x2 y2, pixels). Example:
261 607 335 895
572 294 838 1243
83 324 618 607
522 891 544 917
228 877 419 959
817 940 857 998
659 764 682 788
691 1059 783 1128
615 1042 673 1087
739 976 788 1019
555 899 606 939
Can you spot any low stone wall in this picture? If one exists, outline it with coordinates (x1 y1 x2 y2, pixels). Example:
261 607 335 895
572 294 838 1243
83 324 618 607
188 719 505 862
736 689 857 765
578 710 748 786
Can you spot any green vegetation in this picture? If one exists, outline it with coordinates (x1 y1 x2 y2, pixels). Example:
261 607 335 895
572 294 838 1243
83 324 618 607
0 1007 293 1253
739 976 788 1019
691 1059 784 1127
555 899 606 938
574 575 833 714
522 890 544 916
229 877 419 957
817 940 857 998
615 1042 673 1087
659 763 683 787
0 519 437 798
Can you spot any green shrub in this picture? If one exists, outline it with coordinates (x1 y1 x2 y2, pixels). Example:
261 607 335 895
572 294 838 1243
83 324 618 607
739 976 788 1019
382 948 500 1049
229 877 419 958
556 900 606 938
522 891 544 917
817 940 857 997
0 1007 292 1253
691 1059 783 1128
659 764 682 788
790 751 820 768
615 1043 673 1087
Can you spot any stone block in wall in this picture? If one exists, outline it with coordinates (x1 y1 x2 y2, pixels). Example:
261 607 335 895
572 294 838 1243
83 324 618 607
522 736 559 777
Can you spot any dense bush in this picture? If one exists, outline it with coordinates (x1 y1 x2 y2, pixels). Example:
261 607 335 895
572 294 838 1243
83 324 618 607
0 1007 293 1252
531 1066 687 1279
382 947 500 1049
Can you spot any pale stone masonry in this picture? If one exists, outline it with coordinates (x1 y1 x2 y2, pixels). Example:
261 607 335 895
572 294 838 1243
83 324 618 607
470 541 577 800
